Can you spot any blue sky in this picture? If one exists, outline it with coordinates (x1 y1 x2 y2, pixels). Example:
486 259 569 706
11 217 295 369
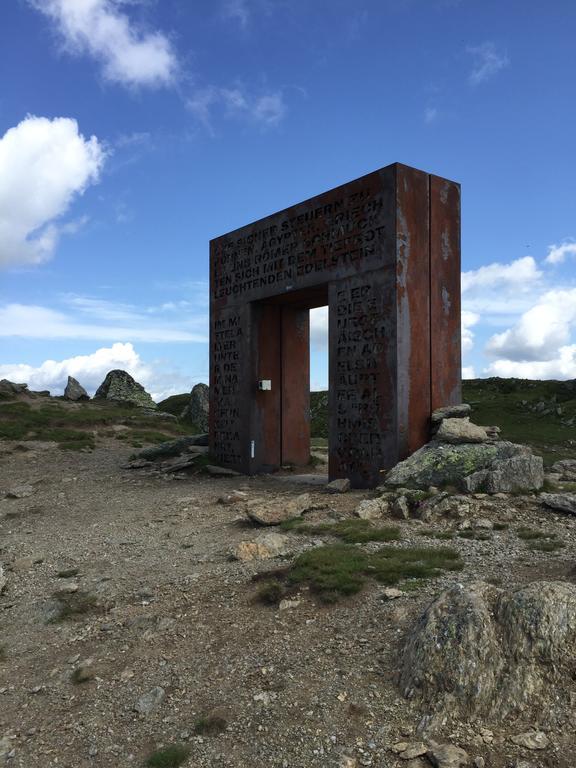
1 0 575 400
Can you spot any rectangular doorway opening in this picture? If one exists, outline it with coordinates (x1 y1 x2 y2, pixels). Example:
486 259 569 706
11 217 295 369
309 305 329 477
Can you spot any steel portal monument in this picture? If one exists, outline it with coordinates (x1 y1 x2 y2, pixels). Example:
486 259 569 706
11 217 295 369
209 163 461 488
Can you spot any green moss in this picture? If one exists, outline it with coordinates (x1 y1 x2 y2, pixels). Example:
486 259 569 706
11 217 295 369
145 745 191 767
528 539 565 552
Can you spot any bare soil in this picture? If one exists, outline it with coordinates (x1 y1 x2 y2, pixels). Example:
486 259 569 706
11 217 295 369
1 437 576 768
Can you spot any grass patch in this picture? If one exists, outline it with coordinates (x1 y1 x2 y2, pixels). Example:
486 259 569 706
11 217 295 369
280 517 401 544
255 581 285 605
417 529 454 540
0 643 6 662
145 745 191 768
50 591 100 622
193 713 228 736
457 529 492 541
493 522 509 531
528 539 565 552
0 401 188 450
277 543 463 603
515 526 564 552
516 526 548 540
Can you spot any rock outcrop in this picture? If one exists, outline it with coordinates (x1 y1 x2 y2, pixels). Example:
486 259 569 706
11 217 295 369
540 492 576 516
386 440 543 493
0 379 28 396
63 376 89 402
399 580 576 718
181 383 209 431
93 370 156 409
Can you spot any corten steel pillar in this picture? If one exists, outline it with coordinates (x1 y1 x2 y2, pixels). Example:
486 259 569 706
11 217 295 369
209 163 461 488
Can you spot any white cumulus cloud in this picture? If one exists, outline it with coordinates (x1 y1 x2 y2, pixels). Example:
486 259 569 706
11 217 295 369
486 346 576 380
545 240 576 265
461 256 542 293
485 288 576 362
30 0 178 88
0 343 197 402
0 116 104 269
462 310 480 354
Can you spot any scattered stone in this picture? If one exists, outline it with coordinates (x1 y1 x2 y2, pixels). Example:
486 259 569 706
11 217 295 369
137 435 208 461
232 532 293 561
431 404 472 424
399 580 576 717
540 492 576 516
58 582 79 594
279 599 301 611
510 731 549 750
473 518 493 530
326 478 351 493
93 370 156 409
122 459 153 470
134 686 166 715
396 742 427 760
205 465 241 477
355 498 389 520
427 742 469 767
392 496 410 520
550 459 576 481
246 493 312 526
218 490 249 505
0 566 6 594
253 690 277 705
180 383 209 431
6 484 36 499
71 660 95 683
381 587 404 600
57 567 79 578
63 376 89 402
386 441 543 494
434 418 489 444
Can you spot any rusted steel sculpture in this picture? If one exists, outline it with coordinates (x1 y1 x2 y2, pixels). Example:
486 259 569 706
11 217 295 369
210 163 461 488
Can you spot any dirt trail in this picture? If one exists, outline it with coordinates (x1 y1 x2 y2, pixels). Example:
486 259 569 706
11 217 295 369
1 440 575 767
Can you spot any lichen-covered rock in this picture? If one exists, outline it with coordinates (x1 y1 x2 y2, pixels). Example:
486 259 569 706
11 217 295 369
246 493 312 525
232 532 293 561
463 454 544 494
385 441 543 494
64 376 89 401
136 434 208 461
434 418 489 445
181 383 209 431
399 580 576 719
540 492 576 515
93 370 156 408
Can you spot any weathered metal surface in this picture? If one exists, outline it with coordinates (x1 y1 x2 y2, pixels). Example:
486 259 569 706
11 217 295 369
209 162 461 488
430 175 462 410
281 308 310 466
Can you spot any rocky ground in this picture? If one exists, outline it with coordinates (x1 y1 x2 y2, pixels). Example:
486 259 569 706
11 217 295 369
1 425 576 768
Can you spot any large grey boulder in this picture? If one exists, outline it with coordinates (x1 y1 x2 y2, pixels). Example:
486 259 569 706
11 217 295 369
385 441 543 494
540 492 576 516
136 434 208 461
0 379 28 396
434 418 489 444
64 376 89 402
93 370 156 409
399 580 576 718
181 383 209 431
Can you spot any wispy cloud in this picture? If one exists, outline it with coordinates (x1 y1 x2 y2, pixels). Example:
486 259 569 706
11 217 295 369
29 0 178 89
467 41 509 85
0 298 207 343
187 85 286 130
424 106 438 124
222 0 250 29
